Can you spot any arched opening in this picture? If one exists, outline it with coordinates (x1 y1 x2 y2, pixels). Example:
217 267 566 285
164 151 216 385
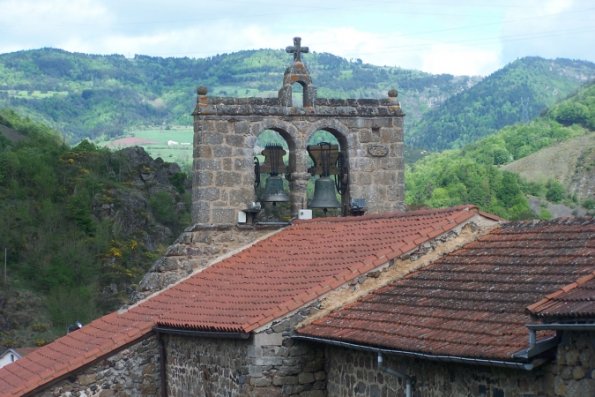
253 129 293 222
306 129 349 217
291 82 304 108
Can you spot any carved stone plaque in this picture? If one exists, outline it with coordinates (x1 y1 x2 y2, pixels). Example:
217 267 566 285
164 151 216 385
367 144 389 157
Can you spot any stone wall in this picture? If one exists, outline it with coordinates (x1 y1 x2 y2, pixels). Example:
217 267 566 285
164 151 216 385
192 91 404 224
165 335 251 396
325 347 552 397
34 336 160 397
324 330 595 397
551 331 594 396
163 304 326 397
249 305 326 397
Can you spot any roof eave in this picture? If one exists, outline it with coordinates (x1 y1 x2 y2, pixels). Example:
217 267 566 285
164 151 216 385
526 321 595 331
153 326 251 340
21 330 154 397
292 334 542 371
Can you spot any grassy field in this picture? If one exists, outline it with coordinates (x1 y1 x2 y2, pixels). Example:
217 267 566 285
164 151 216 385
0 89 68 99
98 126 194 171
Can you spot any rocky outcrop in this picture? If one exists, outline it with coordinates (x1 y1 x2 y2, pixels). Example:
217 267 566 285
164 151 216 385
92 146 190 250
503 132 595 203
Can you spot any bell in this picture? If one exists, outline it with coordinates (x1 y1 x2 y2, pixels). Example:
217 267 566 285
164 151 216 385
309 176 340 209
261 175 289 203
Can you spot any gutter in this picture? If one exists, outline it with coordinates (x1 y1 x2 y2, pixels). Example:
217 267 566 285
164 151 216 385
512 334 559 361
153 326 251 339
526 322 595 331
293 335 539 370
512 321 595 360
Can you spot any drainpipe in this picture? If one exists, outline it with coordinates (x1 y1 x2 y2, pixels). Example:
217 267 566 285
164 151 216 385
157 331 168 397
528 328 537 348
377 352 412 397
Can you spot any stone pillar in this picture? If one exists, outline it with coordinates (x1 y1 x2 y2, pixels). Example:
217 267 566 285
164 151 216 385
290 172 311 217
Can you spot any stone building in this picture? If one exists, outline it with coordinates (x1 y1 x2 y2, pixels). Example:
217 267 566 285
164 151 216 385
296 218 595 397
0 210 592 397
0 39 593 397
0 205 502 396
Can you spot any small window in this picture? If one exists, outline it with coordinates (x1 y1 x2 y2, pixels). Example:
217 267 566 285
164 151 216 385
493 388 504 397
291 82 304 108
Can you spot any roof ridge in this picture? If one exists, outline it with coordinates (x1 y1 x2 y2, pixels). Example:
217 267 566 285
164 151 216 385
292 205 478 225
503 216 595 229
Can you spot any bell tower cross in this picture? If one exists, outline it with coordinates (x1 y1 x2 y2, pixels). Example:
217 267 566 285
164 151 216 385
286 37 309 62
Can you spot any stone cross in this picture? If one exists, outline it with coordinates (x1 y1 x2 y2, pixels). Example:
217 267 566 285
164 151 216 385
286 37 309 63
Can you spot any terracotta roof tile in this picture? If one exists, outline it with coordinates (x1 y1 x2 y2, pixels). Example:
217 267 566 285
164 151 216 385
298 217 595 361
0 205 483 396
527 271 595 320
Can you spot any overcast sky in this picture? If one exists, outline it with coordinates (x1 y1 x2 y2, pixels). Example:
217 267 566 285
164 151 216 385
0 0 593 76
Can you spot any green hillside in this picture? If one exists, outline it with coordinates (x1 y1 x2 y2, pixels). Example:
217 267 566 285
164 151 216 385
407 57 595 151
502 82 595 204
0 48 478 144
406 81 595 219
0 110 190 347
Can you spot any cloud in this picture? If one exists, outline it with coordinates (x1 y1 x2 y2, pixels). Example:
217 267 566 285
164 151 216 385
0 0 111 53
0 0 592 75
419 44 501 76
543 0 574 14
500 0 594 61
54 22 502 76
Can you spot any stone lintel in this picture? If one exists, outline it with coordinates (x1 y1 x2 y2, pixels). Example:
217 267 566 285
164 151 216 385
193 97 404 117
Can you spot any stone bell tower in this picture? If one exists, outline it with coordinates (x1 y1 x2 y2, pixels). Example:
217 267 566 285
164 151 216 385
191 37 404 225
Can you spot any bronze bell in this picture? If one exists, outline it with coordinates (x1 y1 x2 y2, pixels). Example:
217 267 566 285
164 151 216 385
309 176 340 209
308 142 341 211
261 175 289 203
259 143 289 204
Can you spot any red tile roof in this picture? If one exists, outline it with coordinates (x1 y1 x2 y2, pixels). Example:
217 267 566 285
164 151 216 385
0 205 482 396
297 217 595 362
527 271 595 320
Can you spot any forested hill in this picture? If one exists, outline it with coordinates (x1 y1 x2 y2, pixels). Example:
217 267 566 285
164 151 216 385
407 57 595 151
0 48 478 143
0 109 190 347
406 81 595 220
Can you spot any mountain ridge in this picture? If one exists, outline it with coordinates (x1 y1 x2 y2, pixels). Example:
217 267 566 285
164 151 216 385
6 48 593 149
407 56 595 150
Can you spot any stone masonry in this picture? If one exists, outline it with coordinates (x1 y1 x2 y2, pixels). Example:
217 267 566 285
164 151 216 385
35 336 160 397
321 330 594 397
551 331 594 396
192 38 404 225
324 347 552 397
162 304 326 397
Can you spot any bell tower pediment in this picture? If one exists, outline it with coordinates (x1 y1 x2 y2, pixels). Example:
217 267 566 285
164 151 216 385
279 37 316 108
191 37 404 226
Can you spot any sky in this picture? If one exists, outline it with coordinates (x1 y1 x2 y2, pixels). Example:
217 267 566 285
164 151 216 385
0 0 593 76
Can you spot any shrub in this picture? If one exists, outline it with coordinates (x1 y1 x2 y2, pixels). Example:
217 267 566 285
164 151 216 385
545 180 565 202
